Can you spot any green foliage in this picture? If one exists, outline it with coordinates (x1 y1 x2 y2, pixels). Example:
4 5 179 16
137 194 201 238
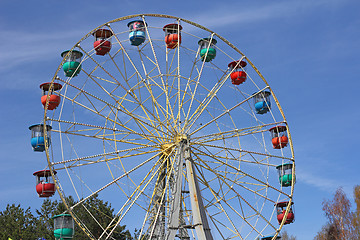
0 195 133 239
133 228 150 240
35 198 59 239
69 194 132 239
0 204 37 239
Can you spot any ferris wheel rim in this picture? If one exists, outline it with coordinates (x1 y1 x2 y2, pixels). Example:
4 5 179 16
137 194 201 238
42 13 295 240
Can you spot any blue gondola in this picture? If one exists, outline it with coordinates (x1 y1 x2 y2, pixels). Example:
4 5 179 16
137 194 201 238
261 235 281 239
254 91 271 114
127 20 147 46
29 124 52 152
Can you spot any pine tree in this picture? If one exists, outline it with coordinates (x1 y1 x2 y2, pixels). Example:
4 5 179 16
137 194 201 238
0 204 37 239
68 194 132 239
0 195 134 239
35 198 59 239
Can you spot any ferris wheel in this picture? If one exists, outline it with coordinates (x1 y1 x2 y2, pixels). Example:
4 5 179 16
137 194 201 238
39 14 295 240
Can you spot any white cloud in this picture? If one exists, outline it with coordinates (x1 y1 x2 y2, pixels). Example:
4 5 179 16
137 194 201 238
187 0 349 30
297 168 354 198
0 29 83 72
1 0 347 73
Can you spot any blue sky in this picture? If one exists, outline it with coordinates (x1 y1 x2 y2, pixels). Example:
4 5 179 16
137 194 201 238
1 0 359 239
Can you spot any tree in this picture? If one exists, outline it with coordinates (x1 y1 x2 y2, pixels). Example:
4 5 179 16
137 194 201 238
133 228 150 240
314 223 340 240
0 195 133 239
352 185 360 237
36 194 133 239
68 194 132 239
0 204 37 239
314 187 356 240
35 198 59 239
281 230 297 240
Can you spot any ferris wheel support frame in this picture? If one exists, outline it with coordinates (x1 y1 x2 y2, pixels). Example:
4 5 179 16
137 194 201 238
184 139 214 240
166 141 186 240
153 137 214 240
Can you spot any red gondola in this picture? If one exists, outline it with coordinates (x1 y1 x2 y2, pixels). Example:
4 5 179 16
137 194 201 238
228 60 247 85
93 28 113 55
33 170 57 197
275 201 295 225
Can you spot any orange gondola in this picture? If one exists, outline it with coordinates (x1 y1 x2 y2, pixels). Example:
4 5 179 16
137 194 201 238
163 23 182 49
40 82 62 110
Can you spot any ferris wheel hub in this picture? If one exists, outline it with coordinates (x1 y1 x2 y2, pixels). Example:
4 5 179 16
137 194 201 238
160 142 174 156
174 134 188 144
160 134 188 157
